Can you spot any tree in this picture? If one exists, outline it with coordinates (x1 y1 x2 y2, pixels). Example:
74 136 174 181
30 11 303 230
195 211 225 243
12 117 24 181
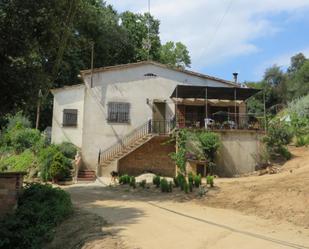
120 11 161 62
288 53 307 75
159 41 191 69
292 61 309 98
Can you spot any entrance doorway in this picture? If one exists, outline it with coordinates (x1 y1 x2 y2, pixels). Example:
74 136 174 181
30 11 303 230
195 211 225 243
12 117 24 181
152 102 166 134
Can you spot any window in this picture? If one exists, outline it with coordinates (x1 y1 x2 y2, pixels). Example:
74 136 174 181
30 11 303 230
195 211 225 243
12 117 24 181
63 109 78 127
107 102 130 123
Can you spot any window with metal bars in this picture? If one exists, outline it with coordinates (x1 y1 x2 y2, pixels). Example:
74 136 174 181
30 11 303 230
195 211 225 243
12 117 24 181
107 102 130 123
63 109 78 127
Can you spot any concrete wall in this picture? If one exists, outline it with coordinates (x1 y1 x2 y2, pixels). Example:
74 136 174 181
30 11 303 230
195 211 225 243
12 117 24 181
80 64 234 168
0 172 24 215
118 136 176 177
51 85 85 148
215 130 265 177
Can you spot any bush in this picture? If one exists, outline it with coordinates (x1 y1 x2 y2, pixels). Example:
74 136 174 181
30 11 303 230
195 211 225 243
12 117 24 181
173 176 179 187
194 174 202 188
153 175 161 188
160 178 169 193
263 121 293 160
188 172 194 185
0 149 37 172
184 181 189 193
5 112 31 131
139 179 146 188
189 181 193 192
0 183 73 249
57 142 77 159
38 145 60 181
129 176 136 188
50 152 71 181
207 175 214 187
199 132 220 161
7 127 43 153
119 174 130 184
276 146 292 160
176 174 186 190
168 181 173 192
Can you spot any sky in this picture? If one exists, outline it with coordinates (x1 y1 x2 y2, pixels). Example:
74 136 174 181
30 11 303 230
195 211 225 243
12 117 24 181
106 0 309 83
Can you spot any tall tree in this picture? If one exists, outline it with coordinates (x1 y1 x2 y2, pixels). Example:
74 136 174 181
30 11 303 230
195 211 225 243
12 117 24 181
159 41 191 69
288 53 307 75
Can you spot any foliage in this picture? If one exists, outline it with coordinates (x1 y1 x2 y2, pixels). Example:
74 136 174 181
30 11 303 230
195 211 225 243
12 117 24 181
173 176 179 187
160 178 170 193
183 181 189 194
0 149 37 172
207 175 214 187
5 112 32 131
198 132 220 162
168 181 173 192
139 179 146 188
153 175 161 188
159 41 191 69
49 152 71 181
57 142 77 159
188 172 194 185
0 1 191 129
176 174 186 190
38 145 60 181
129 176 136 188
170 148 186 174
0 183 73 249
4 127 43 153
119 174 131 185
288 94 309 118
188 181 193 192
263 120 293 160
194 174 202 188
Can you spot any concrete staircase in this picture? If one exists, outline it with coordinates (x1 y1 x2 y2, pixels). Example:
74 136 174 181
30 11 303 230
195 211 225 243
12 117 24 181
77 169 96 182
97 119 175 176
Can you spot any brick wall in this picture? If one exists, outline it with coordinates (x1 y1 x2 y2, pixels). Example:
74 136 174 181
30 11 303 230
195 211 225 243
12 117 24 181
118 136 176 177
0 172 25 216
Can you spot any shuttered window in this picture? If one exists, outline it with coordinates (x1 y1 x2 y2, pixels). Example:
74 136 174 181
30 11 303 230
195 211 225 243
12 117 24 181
107 102 130 123
63 109 78 127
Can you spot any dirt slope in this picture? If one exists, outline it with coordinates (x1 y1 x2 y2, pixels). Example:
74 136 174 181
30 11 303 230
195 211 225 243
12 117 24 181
204 146 309 228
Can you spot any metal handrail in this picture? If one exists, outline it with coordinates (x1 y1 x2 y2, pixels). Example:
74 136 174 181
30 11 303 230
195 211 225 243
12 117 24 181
98 119 175 167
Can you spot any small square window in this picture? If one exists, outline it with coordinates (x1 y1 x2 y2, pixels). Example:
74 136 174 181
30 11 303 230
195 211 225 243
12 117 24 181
107 102 130 123
63 109 77 127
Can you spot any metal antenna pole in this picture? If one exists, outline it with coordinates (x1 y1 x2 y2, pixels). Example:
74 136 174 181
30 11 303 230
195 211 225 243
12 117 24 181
147 0 151 60
90 42 94 88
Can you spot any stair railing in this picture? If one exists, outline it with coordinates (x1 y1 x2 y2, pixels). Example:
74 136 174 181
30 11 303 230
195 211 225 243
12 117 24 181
97 118 176 170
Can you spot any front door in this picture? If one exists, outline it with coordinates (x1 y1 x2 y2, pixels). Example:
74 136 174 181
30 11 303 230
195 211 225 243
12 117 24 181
152 102 166 133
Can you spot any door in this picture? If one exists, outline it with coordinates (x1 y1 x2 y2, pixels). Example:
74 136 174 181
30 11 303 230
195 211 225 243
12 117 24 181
153 102 166 133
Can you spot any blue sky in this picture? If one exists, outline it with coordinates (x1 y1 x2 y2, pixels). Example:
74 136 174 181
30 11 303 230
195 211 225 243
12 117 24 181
107 0 309 83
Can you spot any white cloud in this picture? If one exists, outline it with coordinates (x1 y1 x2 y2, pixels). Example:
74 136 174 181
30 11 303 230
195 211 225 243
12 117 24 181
107 0 309 70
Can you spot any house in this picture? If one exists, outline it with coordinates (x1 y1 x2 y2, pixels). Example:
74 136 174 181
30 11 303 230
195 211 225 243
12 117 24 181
51 61 264 179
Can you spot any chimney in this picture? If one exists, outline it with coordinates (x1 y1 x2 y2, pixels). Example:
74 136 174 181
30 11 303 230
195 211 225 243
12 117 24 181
233 72 238 83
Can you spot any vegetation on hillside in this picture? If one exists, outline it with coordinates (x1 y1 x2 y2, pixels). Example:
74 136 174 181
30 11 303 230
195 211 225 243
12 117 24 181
0 183 73 249
0 0 191 129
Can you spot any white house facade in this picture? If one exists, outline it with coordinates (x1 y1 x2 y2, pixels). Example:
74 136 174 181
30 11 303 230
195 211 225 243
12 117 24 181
51 61 263 178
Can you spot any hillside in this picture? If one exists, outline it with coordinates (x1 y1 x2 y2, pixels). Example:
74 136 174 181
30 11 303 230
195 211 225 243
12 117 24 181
203 146 309 228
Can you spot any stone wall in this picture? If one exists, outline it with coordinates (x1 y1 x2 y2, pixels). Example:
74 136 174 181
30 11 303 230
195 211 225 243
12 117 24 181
118 136 176 177
0 172 25 215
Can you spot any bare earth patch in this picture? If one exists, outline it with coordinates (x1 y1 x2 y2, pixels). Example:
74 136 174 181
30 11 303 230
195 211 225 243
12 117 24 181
201 146 309 228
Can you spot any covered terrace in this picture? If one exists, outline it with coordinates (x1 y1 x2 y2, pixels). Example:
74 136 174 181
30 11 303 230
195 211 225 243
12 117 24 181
170 85 264 130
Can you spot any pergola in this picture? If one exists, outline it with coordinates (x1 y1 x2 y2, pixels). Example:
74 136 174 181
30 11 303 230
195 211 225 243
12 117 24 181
170 85 263 129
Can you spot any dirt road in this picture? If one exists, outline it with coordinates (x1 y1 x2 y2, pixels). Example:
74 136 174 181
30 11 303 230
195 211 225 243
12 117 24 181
65 184 309 249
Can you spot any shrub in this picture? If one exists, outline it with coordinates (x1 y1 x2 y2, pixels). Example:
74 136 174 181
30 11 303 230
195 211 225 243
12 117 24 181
188 172 194 185
194 174 202 188
119 174 130 184
5 112 31 131
0 183 73 249
160 178 169 193
153 175 161 188
0 149 37 172
276 146 292 160
38 145 60 181
57 142 77 159
184 181 189 193
207 175 214 187
199 132 220 162
168 181 173 192
176 174 185 190
50 152 71 181
7 128 43 153
129 176 136 188
189 181 193 192
139 179 146 188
